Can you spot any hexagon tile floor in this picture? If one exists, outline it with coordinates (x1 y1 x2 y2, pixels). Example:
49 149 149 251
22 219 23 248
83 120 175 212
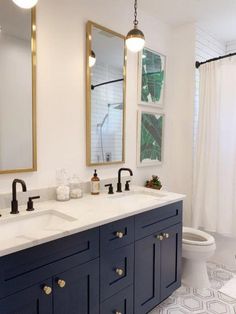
150 262 236 314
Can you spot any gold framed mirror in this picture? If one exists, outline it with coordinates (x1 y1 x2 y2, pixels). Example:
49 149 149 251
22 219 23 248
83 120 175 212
0 2 37 174
86 21 126 166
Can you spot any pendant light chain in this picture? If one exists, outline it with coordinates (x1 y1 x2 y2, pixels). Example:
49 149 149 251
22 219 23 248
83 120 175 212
126 0 145 52
133 0 139 27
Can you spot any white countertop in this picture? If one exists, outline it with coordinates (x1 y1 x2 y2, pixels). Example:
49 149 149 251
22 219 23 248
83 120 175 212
0 186 185 257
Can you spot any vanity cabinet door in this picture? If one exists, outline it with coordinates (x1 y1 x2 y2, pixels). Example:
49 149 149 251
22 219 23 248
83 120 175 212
53 259 99 314
134 234 161 314
160 223 182 301
0 279 52 314
100 285 133 314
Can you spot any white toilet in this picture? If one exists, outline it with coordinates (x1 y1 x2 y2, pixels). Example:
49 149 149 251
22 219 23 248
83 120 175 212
182 227 216 289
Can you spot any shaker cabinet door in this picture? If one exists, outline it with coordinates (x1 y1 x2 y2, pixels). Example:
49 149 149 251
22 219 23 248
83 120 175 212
53 259 99 314
0 279 53 314
134 234 161 314
160 223 182 301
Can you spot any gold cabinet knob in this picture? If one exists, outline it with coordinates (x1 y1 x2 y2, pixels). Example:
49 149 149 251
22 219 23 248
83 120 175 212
156 234 164 241
43 285 52 295
164 233 170 239
115 268 124 276
115 311 122 314
116 231 124 239
57 279 66 288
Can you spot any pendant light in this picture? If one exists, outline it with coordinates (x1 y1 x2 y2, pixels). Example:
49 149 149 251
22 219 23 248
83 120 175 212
89 50 96 67
126 0 145 53
12 0 38 9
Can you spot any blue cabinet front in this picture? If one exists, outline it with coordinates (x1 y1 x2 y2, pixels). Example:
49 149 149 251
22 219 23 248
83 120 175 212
53 259 99 314
100 244 134 301
160 224 182 301
134 223 182 314
0 279 53 314
100 285 133 314
0 201 183 314
134 233 161 314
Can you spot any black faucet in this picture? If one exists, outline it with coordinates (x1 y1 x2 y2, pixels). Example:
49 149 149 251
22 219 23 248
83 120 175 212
11 179 27 214
117 168 133 192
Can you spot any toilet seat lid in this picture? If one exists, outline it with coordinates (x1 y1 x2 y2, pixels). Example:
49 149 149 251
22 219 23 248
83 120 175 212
183 227 215 246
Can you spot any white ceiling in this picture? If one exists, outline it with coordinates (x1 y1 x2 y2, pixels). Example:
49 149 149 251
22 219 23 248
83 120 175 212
138 0 236 43
1 0 236 43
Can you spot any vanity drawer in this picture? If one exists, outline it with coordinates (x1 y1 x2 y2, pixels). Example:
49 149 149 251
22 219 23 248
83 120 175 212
0 228 99 298
100 216 134 253
100 285 133 314
135 201 183 240
100 244 134 301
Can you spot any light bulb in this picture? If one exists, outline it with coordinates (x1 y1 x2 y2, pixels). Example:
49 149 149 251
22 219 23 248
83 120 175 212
89 50 96 67
12 0 38 9
126 37 145 53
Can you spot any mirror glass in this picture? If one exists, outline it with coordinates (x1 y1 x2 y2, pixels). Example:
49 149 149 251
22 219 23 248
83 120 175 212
86 21 126 165
0 0 36 174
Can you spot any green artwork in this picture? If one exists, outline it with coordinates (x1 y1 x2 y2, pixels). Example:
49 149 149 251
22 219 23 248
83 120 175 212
140 48 165 106
140 112 163 163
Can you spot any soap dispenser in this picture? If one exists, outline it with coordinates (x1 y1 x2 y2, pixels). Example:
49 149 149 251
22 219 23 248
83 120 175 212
91 169 100 195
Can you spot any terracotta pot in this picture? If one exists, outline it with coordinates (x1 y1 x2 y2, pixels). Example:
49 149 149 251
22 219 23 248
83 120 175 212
146 185 162 190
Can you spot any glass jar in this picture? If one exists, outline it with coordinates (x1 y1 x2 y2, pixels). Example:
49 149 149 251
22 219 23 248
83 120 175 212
56 169 70 201
69 174 84 199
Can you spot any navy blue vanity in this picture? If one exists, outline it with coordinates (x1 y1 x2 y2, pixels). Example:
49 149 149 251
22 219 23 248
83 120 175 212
0 201 182 314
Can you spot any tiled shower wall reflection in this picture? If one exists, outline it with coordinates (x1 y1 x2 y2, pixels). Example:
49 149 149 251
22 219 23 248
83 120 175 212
91 62 123 163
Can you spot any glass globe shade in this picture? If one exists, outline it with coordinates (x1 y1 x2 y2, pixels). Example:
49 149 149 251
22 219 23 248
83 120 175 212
89 55 96 68
126 37 145 53
12 0 38 9
126 27 145 53
89 50 96 67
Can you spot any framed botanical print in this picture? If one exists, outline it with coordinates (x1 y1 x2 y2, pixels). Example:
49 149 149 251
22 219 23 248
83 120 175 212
137 110 164 167
138 47 166 108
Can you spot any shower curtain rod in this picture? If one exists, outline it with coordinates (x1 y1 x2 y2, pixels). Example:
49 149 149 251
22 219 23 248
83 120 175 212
91 78 123 90
195 52 236 69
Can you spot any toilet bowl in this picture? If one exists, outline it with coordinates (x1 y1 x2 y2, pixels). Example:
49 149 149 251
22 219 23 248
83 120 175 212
182 227 216 289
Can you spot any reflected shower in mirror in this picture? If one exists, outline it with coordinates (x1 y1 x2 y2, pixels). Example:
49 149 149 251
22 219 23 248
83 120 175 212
86 21 126 166
0 0 36 174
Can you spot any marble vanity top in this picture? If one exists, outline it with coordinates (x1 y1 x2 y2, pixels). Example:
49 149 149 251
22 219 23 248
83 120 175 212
0 186 185 257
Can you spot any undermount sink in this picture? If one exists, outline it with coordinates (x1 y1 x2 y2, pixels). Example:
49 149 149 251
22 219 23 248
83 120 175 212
0 210 77 242
108 190 167 202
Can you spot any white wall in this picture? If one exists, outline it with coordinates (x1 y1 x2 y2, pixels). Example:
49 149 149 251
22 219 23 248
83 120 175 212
0 0 195 225
166 24 196 225
0 33 32 170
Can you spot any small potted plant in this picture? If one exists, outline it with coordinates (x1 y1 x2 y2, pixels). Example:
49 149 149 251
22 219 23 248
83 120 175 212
145 175 162 190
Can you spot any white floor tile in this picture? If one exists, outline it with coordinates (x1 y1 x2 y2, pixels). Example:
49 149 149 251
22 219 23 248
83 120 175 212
150 262 236 314
219 277 236 300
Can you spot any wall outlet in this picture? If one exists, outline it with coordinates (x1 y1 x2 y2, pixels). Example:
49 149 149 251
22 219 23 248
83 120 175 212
105 152 112 162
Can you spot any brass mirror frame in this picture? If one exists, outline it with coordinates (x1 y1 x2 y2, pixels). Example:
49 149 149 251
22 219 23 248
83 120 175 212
0 8 37 175
86 21 126 166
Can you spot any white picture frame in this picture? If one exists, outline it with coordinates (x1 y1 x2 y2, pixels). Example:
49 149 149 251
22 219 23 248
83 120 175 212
137 110 165 167
138 47 166 108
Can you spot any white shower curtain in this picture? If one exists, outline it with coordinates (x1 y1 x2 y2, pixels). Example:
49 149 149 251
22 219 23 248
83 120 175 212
193 56 236 236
